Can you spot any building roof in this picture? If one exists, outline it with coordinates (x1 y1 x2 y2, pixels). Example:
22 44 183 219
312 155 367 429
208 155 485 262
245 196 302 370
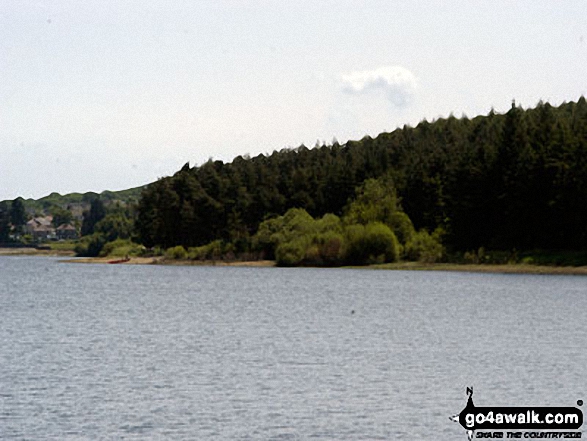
56 224 76 231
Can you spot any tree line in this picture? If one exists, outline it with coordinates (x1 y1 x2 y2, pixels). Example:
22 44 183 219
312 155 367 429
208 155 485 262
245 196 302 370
5 98 585 262
134 98 587 259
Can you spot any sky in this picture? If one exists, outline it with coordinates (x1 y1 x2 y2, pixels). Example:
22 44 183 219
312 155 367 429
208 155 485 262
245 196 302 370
1 0 586 201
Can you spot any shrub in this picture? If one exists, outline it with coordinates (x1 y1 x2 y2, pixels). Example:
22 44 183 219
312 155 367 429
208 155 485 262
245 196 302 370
188 240 224 260
344 222 399 265
253 209 343 261
405 229 444 263
74 233 106 257
315 231 345 265
388 211 416 246
275 237 309 266
98 239 145 258
165 245 188 260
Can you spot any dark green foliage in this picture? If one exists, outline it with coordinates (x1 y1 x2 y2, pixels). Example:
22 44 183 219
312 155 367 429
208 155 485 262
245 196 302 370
10 198 27 233
136 168 222 249
74 233 107 257
94 214 133 242
75 200 135 256
81 198 106 236
136 98 587 255
51 207 73 227
0 202 10 242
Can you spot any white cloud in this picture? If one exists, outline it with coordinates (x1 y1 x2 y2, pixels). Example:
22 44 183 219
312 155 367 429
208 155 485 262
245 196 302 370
341 66 418 108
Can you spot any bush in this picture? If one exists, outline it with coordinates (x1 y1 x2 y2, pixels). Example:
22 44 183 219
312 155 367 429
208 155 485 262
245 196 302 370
405 229 444 263
314 231 345 265
344 222 399 265
165 245 188 260
275 237 309 266
253 209 343 261
98 239 145 258
188 240 224 260
388 211 416 246
74 233 106 257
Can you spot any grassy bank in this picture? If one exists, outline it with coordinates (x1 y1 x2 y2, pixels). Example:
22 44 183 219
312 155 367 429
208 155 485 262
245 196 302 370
348 261 587 275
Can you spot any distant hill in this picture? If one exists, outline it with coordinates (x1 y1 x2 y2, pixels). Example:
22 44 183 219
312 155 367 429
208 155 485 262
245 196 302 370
3 185 146 215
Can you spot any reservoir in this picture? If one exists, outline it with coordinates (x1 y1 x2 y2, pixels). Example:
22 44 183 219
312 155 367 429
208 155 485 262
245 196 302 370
1 256 585 439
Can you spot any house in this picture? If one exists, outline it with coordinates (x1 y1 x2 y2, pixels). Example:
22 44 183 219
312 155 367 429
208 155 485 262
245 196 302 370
25 216 56 241
56 224 78 240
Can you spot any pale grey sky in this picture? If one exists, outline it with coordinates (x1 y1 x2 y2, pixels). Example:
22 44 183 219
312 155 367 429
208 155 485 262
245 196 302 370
1 0 586 200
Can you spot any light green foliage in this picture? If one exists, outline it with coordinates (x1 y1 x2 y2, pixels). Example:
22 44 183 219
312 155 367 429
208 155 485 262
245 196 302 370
267 208 405 266
343 178 417 259
275 231 346 267
405 229 444 263
254 208 340 260
165 245 188 260
344 178 398 226
253 216 288 258
48 240 77 251
388 211 416 245
275 237 310 266
99 239 145 257
188 240 225 260
344 222 400 265
314 213 343 234
263 209 345 266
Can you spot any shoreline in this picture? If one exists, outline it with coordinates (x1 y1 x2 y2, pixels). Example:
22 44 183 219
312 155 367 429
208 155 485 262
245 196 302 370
0 248 75 257
5 249 586 275
59 255 587 275
348 261 587 275
64 256 276 267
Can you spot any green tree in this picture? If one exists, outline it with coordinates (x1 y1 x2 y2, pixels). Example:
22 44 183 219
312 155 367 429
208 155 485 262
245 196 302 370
94 214 133 242
344 177 398 226
51 207 73 227
10 198 27 234
134 97 587 255
0 202 11 242
81 198 106 236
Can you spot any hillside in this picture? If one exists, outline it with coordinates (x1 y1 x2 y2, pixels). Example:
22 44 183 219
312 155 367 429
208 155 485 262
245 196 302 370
2 185 145 215
136 98 587 255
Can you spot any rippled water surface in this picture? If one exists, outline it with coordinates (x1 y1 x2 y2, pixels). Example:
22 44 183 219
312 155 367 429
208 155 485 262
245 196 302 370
1 256 585 439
